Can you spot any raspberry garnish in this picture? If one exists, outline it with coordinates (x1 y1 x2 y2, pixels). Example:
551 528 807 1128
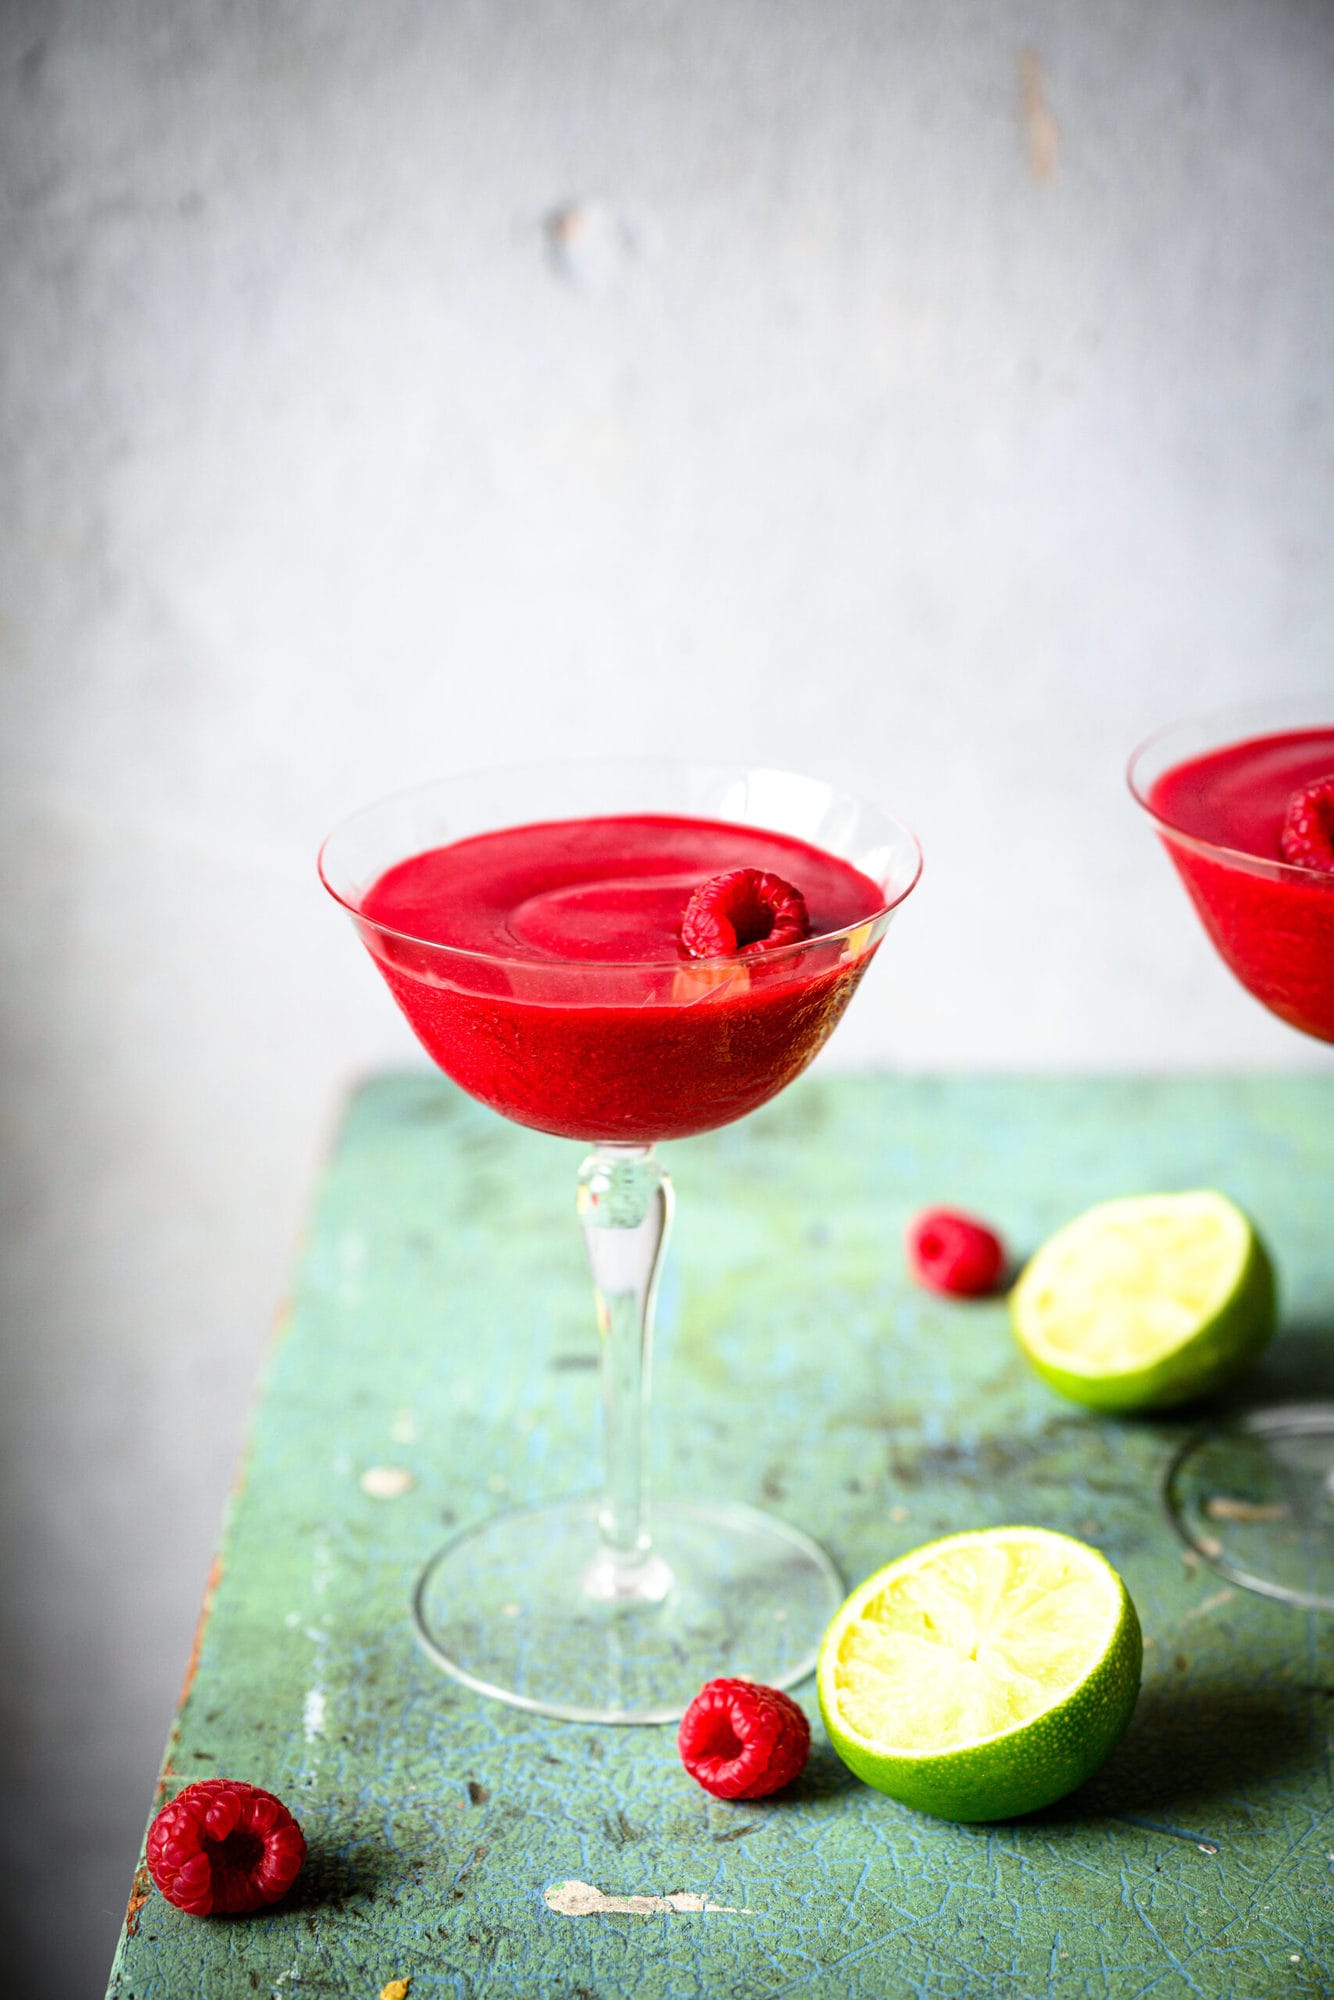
906 1208 1007 1297
677 1678 811 1799
1279 775 1334 873
146 1779 306 1916
679 869 811 959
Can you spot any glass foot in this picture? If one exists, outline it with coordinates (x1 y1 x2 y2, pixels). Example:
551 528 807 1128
1163 1404 1334 1613
411 1497 844 1723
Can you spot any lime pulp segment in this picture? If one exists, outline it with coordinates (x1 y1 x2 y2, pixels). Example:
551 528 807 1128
1012 1192 1251 1373
825 1528 1123 1756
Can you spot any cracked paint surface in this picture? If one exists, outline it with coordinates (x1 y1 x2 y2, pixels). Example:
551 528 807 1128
107 1075 1333 1998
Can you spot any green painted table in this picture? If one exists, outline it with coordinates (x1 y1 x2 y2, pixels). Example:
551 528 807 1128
108 1075 1334 2000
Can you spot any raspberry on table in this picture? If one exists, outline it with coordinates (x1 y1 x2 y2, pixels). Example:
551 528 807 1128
1279 775 1334 873
146 1779 306 1916
906 1208 1007 1297
677 1678 811 1799
679 869 811 960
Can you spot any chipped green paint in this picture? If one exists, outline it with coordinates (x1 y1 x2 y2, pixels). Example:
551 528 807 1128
108 1074 1334 2000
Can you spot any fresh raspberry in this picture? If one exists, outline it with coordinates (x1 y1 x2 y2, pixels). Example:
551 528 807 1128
905 1208 1007 1296
1279 775 1334 873
146 1779 306 1916
677 1678 811 1799
679 870 811 959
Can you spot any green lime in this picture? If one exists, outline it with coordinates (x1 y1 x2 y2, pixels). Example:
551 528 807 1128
1010 1191 1276 1413
818 1526 1141 1821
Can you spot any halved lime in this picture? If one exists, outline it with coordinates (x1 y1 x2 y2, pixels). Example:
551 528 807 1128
1011 1191 1276 1413
818 1526 1141 1821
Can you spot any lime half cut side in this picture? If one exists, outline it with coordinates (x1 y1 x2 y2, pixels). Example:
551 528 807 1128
1011 1191 1276 1413
818 1527 1142 1822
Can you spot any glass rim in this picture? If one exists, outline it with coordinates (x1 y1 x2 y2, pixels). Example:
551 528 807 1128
1127 696 1334 889
318 757 924 972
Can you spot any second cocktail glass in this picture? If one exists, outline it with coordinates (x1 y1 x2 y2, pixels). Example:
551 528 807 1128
321 762 922 1721
1129 698 1334 1613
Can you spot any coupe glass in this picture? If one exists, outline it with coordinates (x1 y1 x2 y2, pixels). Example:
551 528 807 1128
320 761 922 1720
1129 697 1334 1612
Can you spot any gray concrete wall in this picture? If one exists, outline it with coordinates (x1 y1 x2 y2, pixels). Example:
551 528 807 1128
2 0 1332 1985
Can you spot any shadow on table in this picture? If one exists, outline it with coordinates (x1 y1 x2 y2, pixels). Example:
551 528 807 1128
783 1741 865 1810
1045 1673 1319 1832
1243 1316 1334 1403
285 1837 397 1916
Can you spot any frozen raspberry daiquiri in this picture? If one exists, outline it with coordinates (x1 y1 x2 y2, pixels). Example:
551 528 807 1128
1129 701 1334 1618
321 763 922 1721
359 813 887 1142
1139 724 1334 1043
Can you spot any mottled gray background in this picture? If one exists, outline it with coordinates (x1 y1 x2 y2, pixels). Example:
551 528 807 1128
2 0 1332 1988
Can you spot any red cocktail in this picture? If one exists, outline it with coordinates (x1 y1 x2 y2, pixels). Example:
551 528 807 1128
357 813 885 1142
321 763 921 1718
1130 702 1334 1612
1142 726 1334 1044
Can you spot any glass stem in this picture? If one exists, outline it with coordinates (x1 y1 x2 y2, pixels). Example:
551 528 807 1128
577 1144 674 1604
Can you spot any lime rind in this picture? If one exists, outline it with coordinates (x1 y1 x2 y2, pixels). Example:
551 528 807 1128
1011 1191 1277 1412
818 1527 1143 1822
